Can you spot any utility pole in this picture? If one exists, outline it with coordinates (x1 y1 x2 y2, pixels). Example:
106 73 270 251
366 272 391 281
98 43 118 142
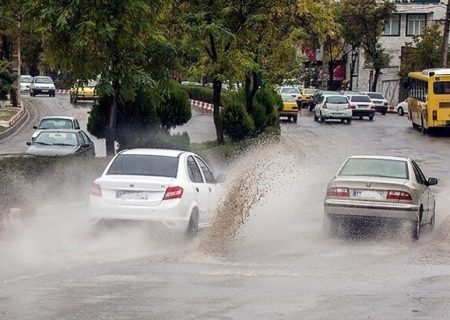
441 0 450 67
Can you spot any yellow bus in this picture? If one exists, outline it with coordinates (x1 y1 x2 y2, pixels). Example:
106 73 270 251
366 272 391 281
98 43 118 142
407 69 450 132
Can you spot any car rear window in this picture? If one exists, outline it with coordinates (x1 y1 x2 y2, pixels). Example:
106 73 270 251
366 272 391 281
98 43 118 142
107 154 179 178
339 158 408 179
281 87 299 94
351 95 372 103
35 77 53 84
39 119 73 129
304 89 317 94
282 95 296 102
326 96 348 104
367 93 384 99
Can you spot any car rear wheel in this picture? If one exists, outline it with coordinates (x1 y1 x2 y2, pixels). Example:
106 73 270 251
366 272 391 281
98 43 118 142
347 118 352 124
186 208 199 238
398 107 404 116
369 115 374 121
319 112 325 123
293 115 298 123
382 111 386 115
412 211 422 241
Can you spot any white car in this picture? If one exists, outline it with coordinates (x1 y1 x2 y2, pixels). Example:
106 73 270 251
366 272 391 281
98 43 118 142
29 76 56 97
361 91 389 115
89 149 224 236
20 75 33 94
32 116 81 141
395 99 409 116
314 94 352 124
347 95 376 120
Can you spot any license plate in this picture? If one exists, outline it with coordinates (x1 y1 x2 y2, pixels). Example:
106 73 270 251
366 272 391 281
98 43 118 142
116 191 151 200
352 190 383 200
41 90 49 93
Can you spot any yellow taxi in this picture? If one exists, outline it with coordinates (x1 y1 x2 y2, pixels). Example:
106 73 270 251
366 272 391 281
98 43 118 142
301 88 318 108
279 95 299 123
70 80 98 103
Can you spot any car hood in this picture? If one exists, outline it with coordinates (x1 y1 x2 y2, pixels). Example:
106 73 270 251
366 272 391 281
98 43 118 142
25 144 79 156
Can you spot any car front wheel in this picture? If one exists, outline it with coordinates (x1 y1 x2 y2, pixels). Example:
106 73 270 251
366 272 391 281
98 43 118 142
347 118 352 124
398 107 404 116
369 115 374 121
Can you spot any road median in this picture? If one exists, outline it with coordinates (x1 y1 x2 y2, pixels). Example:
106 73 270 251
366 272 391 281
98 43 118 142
0 103 30 142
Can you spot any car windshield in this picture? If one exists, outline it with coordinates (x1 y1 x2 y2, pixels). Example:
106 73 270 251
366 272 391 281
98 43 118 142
20 76 32 83
107 154 179 178
351 95 372 103
326 96 348 104
367 93 384 99
282 95 296 102
35 77 53 84
281 87 299 94
339 158 409 179
304 89 317 95
35 132 78 146
39 119 73 129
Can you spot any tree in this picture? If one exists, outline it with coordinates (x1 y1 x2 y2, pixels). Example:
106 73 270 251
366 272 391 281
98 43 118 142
340 0 395 91
400 25 444 78
23 0 168 155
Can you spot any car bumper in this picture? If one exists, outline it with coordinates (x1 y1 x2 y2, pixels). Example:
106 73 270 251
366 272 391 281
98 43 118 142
375 106 388 113
324 199 419 221
322 109 352 119
279 110 298 117
73 94 98 100
89 196 191 230
352 109 375 117
32 89 55 95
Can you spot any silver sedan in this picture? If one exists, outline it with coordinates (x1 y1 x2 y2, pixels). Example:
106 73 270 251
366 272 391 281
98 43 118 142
324 156 438 240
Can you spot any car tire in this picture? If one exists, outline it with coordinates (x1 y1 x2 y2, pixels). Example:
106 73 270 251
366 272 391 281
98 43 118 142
314 113 318 121
359 116 363 120
382 111 386 115
430 208 436 231
412 211 422 241
293 115 298 123
186 208 199 238
320 112 325 123
398 107 404 116
347 118 352 124
369 115 374 121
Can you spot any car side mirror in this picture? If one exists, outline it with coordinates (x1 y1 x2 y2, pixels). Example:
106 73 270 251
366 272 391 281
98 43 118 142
26 141 31 146
215 174 226 184
33 125 37 129
75 126 80 130
427 177 438 186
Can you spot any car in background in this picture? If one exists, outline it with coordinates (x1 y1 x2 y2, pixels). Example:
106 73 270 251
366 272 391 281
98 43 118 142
32 116 81 141
70 80 98 103
29 76 56 97
314 94 352 124
279 95 299 123
361 91 389 115
309 90 336 112
89 149 224 237
347 94 376 120
339 90 360 96
25 129 95 157
324 156 437 240
394 99 409 116
300 88 318 108
278 86 302 107
19 75 33 94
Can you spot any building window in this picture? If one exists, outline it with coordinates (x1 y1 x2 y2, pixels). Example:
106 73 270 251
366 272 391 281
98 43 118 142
383 14 400 36
406 14 427 36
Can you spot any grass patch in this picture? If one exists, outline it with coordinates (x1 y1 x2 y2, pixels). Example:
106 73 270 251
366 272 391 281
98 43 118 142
0 126 7 133
0 108 18 121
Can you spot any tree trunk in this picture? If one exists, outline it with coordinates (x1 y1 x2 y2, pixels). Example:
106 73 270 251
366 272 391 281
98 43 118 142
349 46 358 91
106 81 120 155
372 68 380 92
328 60 334 91
212 79 224 145
245 73 252 114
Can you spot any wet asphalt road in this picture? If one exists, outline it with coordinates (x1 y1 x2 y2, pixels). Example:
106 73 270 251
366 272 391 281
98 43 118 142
2 107 450 319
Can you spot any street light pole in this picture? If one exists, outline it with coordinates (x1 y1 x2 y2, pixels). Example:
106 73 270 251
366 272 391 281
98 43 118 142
441 0 450 67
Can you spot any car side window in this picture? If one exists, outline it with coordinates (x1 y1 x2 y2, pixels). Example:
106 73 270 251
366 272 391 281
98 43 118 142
412 161 427 185
187 156 204 183
195 157 215 183
81 131 91 144
78 133 86 146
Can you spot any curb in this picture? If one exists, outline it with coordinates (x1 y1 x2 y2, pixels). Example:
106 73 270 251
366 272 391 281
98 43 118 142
0 103 30 142
190 99 221 113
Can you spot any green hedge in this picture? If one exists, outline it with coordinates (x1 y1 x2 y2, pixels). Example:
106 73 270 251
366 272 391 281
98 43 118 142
182 85 233 106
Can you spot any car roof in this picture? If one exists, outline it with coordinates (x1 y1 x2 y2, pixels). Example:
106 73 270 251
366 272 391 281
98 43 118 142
38 129 82 133
120 148 185 157
40 116 77 121
34 76 52 78
349 155 409 162
361 91 383 94
349 94 371 98
323 94 348 97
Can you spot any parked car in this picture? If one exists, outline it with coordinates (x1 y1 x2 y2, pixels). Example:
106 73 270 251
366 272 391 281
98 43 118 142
279 95 299 123
278 86 302 107
314 94 352 124
324 155 437 240
309 90 336 111
32 116 81 141
347 95 376 120
300 88 318 108
395 99 409 116
361 91 389 115
25 129 95 157
19 75 33 94
89 149 225 237
70 80 98 103
29 76 56 97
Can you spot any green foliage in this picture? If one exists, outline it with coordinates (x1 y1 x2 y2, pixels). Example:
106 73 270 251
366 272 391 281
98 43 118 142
157 82 192 131
183 85 233 106
222 101 255 141
400 25 444 77
0 59 14 101
124 130 191 151
254 86 282 126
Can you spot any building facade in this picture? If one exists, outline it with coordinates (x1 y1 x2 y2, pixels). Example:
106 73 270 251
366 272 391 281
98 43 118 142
351 0 447 105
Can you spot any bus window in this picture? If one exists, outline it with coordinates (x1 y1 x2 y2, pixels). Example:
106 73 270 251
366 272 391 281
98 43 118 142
433 82 450 94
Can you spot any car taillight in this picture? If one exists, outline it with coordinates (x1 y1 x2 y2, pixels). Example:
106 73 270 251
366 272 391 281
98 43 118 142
386 190 412 202
433 110 437 121
91 182 102 197
163 186 184 200
384 102 388 106
323 103 328 109
327 187 349 198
